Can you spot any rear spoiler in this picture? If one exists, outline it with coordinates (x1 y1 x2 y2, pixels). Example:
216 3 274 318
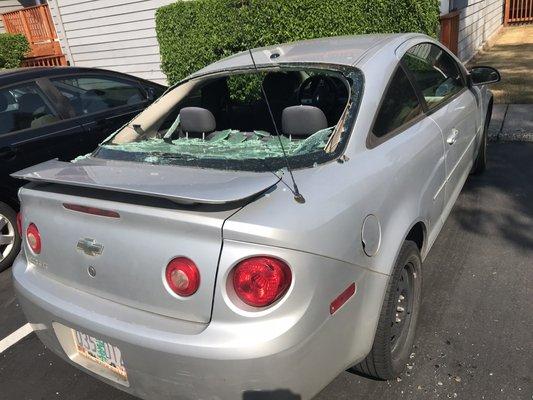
11 159 281 205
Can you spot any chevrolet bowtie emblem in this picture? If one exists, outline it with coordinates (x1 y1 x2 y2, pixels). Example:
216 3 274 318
76 238 104 257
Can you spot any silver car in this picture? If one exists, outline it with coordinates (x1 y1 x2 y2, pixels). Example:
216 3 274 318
12 34 499 400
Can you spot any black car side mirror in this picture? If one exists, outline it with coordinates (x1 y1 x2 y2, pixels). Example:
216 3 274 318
469 66 501 86
145 86 157 101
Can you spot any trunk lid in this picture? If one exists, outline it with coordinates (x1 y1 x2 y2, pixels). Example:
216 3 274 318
15 159 280 323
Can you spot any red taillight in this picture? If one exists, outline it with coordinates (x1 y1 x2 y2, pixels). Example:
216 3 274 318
16 212 22 236
26 223 41 254
232 257 292 307
165 257 200 297
63 203 120 218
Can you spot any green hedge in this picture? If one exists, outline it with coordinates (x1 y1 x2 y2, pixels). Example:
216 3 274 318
156 0 440 85
0 33 29 69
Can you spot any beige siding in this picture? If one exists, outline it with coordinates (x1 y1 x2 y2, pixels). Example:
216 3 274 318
456 0 504 61
0 0 24 33
48 0 176 85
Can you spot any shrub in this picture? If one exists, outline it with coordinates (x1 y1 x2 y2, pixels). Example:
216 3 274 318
156 0 440 85
0 33 29 69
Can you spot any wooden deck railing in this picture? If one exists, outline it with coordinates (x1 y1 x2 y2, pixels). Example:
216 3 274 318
505 0 533 24
1 4 67 66
23 55 67 67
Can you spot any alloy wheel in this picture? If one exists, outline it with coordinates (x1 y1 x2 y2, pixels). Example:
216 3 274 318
0 213 16 262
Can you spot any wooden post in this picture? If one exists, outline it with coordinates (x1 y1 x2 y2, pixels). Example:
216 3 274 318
38 5 53 39
439 11 460 55
505 0 511 25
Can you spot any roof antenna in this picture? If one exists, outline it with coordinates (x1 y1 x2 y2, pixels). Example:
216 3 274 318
247 49 305 204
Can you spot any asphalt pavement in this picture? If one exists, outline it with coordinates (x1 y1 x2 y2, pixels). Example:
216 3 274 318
0 142 531 400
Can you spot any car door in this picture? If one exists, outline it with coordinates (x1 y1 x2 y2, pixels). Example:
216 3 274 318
0 80 84 192
47 74 155 154
368 64 446 246
401 43 478 216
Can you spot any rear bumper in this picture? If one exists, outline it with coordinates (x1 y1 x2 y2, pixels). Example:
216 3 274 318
13 248 388 400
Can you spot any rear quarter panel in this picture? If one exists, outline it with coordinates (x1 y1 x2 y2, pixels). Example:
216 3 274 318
223 120 445 277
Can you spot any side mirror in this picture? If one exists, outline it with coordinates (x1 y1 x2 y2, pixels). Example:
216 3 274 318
469 66 501 86
145 86 157 101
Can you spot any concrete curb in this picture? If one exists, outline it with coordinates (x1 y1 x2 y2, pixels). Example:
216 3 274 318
488 104 533 142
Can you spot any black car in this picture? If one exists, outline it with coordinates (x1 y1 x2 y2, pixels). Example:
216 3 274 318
0 67 166 271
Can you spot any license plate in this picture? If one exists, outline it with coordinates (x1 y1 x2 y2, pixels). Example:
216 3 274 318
72 330 128 381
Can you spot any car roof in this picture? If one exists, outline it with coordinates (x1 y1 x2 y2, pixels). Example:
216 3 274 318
0 66 163 87
192 33 427 77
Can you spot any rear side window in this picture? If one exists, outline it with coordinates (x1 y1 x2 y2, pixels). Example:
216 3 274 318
373 67 423 138
51 76 146 116
402 43 464 110
0 83 59 135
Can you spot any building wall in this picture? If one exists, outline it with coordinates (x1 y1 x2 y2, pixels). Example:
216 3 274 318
440 0 450 15
451 0 505 61
0 0 24 33
47 0 176 85
458 0 504 61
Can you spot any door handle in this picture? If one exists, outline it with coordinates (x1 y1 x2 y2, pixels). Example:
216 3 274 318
0 146 17 160
447 129 459 145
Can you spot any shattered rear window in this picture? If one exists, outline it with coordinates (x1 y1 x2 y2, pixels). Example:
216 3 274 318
93 66 363 172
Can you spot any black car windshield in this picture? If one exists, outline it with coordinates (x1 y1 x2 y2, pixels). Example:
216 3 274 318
93 66 362 172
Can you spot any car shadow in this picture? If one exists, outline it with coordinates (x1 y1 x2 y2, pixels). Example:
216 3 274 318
243 389 301 400
453 142 533 251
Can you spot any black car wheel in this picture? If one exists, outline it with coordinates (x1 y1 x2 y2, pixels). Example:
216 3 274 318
0 201 21 272
353 240 422 380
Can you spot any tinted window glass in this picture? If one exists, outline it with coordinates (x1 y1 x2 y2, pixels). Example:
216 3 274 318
403 43 464 109
373 67 423 137
51 76 146 116
0 83 59 135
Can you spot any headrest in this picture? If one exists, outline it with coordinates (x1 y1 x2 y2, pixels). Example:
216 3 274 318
0 92 8 112
19 93 46 114
180 107 216 134
281 105 327 137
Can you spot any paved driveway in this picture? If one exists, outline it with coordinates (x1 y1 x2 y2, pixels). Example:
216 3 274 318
0 143 531 400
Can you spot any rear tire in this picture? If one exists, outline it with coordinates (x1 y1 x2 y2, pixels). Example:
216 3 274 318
0 201 20 273
352 240 422 380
